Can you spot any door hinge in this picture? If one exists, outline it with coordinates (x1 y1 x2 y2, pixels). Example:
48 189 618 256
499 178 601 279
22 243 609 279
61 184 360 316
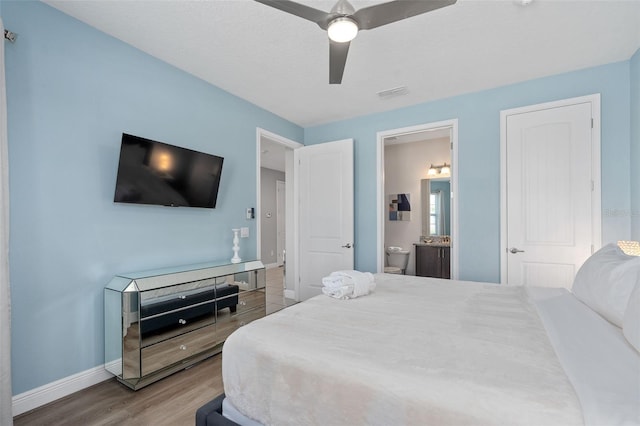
591 118 594 129
450 142 453 150
591 180 595 191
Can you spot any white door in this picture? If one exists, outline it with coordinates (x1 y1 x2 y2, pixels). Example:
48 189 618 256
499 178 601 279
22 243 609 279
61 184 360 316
297 139 354 300
276 180 286 267
503 98 598 289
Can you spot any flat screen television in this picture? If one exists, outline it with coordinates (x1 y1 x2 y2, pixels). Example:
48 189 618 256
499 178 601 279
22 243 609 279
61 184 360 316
114 133 224 208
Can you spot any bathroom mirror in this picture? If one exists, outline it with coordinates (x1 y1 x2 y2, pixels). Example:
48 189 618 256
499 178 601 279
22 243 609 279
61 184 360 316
421 178 451 236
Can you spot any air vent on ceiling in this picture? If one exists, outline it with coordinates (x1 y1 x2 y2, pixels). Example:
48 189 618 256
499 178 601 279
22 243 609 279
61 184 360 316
377 86 408 100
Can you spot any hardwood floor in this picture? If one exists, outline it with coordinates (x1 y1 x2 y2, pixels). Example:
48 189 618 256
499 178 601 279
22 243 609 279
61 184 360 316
14 354 224 426
14 266 294 426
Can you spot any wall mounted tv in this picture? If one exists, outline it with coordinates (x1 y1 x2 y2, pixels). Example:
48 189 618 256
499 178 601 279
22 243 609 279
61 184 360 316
114 133 224 208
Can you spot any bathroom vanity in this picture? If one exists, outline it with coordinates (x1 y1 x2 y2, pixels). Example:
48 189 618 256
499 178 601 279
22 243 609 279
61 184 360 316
415 242 450 279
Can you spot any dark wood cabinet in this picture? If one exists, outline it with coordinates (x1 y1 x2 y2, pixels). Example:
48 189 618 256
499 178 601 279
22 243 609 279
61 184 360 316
441 247 451 279
415 245 450 279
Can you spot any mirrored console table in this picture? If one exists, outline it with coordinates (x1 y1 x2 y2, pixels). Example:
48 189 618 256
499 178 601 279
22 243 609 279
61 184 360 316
104 260 266 390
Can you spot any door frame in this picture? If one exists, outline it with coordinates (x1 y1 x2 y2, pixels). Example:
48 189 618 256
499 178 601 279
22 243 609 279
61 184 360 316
256 128 303 299
276 179 286 267
376 119 459 278
499 94 602 284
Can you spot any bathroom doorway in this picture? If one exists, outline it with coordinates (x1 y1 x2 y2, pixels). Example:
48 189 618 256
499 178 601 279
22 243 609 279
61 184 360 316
376 120 458 278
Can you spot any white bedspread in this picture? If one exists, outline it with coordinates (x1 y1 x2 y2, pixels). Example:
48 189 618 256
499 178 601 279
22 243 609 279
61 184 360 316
222 274 583 426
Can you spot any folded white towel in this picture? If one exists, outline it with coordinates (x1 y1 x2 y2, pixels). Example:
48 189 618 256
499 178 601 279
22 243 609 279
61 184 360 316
321 275 345 289
321 270 376 299
321 285 355 300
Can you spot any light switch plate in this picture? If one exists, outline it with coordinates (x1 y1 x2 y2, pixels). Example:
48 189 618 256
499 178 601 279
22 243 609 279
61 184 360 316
240 227 249 238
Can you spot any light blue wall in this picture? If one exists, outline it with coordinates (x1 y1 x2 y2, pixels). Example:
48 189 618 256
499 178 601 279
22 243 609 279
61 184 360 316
631 48 640 240
305 62 632 282
3 1 302 395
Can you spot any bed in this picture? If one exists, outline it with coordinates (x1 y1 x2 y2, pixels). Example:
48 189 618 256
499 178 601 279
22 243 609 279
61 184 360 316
198 244 640 426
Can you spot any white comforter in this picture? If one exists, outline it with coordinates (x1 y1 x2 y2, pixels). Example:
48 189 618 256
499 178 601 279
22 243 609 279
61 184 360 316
222 274 583 426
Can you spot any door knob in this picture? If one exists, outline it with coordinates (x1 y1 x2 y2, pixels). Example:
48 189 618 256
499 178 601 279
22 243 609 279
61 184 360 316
509 247 525 254
341 243 353 249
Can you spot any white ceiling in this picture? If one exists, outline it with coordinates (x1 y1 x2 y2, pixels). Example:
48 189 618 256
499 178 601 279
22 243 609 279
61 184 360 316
44 0 640 128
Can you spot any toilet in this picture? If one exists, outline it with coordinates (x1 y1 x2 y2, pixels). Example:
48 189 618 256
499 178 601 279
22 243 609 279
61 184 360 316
384 246 410 274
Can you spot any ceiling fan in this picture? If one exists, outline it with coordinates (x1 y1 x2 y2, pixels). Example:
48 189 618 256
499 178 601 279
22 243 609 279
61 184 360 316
254 0 457 84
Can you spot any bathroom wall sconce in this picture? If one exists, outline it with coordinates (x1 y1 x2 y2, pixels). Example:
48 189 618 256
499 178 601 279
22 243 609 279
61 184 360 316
427 163 451 176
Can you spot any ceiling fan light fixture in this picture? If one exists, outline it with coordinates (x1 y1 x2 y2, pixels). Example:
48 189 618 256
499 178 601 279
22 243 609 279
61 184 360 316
254 0 457 83
327 17 358 43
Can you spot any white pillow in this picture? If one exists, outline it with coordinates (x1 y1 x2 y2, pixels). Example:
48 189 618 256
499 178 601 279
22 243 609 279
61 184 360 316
572 243 640 327
623 282 640 352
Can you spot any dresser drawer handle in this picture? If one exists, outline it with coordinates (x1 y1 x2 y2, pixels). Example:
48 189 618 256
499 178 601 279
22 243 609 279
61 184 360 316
179 345 187 351
178 295 186 300
178 319 187 325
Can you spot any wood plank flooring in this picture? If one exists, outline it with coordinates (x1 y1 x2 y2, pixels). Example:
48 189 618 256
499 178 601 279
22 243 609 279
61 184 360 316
13 266 293 426
14 355 224 426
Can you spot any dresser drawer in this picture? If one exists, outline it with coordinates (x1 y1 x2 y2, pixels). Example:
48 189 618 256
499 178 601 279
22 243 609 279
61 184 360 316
237 289 265 314
215 306 266 343
218 288 265 316
141 323 217 377
141 312 216 348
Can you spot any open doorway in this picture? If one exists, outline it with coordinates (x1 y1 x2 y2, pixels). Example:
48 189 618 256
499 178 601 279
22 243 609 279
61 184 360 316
376 120 459 279
256 128 302 306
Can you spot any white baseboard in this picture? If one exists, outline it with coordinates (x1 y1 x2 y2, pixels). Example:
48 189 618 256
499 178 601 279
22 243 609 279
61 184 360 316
12 364 113 416
284 289 295 300
105 359 122 376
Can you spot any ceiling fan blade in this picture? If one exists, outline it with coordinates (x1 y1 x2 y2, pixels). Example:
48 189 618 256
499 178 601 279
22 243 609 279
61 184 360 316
353 0 456 30
254 0 329 26
329 40 350 84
